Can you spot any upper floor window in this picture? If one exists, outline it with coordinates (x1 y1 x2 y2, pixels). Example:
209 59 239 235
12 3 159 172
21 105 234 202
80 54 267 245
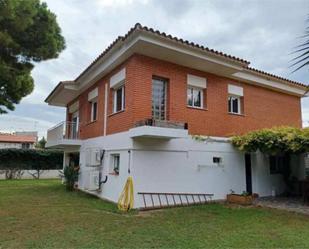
187 87 203 108
114 85 125 113
152 78 167 120
228 96 241 114
228 84 243 115
91 100 98 121
187 74 207 109
110 68 126 114
88 87 98 122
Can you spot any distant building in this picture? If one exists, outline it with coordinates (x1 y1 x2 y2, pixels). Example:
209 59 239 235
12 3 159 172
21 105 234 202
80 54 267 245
0 132 38 149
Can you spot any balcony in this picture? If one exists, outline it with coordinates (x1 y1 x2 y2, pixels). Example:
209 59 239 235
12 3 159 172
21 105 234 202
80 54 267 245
46 121 82 149
129 119 188 139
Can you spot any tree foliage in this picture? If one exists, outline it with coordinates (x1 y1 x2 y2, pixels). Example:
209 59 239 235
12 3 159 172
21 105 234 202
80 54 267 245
0 0 65 113
231 127 309 155
35 136 46 149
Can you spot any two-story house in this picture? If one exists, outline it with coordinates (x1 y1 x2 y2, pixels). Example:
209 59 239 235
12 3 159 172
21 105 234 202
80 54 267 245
45 24 308 208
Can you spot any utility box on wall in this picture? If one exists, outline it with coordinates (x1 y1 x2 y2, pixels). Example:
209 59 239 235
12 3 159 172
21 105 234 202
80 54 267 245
84 169 100 191
85 148 101 166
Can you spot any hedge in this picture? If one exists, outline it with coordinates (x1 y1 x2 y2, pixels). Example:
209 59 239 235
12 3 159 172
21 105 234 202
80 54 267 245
0 149 63 170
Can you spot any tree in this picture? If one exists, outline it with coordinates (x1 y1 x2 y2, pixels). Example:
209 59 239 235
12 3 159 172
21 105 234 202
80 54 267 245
291 14 309 72
35 136 46 149
0 0 65 113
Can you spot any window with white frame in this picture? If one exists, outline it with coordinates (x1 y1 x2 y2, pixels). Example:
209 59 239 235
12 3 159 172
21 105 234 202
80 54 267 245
90 100 98 121
110 154 120 175
228 84 243 115
114 85 125 113
228 95 241 114
187 87 203 108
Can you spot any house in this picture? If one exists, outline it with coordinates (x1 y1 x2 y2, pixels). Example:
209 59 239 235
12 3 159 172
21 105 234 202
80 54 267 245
0 132 38 149
45 24 308 208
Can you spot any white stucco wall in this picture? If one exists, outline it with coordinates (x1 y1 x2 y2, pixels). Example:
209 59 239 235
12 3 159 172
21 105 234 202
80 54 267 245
76 130 292 208
0 169 60 179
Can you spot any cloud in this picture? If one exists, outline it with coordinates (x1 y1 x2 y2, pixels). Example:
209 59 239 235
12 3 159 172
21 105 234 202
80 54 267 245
0 0 308 137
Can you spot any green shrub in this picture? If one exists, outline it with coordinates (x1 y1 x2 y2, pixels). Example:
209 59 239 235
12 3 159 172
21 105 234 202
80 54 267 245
61 165 79 191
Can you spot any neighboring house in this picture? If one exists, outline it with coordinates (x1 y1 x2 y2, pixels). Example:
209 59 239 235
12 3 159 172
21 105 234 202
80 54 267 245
45 24 308 208
0 132 38 149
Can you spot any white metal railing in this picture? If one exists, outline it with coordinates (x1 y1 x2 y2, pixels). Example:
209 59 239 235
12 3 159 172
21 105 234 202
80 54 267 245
47 121 79 143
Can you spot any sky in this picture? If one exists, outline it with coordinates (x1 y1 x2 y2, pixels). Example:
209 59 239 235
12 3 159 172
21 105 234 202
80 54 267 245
0 0 308 138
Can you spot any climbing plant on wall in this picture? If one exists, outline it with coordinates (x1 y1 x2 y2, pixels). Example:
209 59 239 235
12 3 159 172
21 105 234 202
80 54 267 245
231 127 309 155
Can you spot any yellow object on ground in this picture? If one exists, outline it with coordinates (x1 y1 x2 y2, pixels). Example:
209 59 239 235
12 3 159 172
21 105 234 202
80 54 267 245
118 176 134 211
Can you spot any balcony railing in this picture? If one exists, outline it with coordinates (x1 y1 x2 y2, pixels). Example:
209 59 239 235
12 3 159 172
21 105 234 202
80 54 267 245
46 121 80 148
135 119 188 130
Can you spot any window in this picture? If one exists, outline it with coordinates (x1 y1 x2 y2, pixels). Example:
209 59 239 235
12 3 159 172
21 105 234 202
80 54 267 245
114 85 125 113
187 87 203 108
152 78 166 120
90 101 97 121
22 143 30 149
269 155 288 174
228 96 241 114
110 154 120 175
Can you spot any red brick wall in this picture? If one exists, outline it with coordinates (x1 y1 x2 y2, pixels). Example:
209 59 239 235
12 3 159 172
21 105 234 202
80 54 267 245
67 54 302 139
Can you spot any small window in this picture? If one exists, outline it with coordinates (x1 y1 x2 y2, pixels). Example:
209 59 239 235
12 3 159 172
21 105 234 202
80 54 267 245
269 155 286 174
114 85 125 113
91 101 97 121
110 154 120 175
187 87 203 108
22 143 30 149
228 96 241 114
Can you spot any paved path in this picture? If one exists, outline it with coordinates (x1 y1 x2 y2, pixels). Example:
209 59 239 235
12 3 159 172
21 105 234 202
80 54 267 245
256 197 309 215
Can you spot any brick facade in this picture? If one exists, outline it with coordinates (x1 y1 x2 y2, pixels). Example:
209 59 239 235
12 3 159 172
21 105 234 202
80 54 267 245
68 54 302 139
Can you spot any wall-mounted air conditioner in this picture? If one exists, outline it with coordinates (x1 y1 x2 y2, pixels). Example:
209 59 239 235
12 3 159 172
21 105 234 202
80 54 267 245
85 148 101 166
84 169 100 191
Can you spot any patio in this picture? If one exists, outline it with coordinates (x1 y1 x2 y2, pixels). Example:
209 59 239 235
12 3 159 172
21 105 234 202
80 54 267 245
255 197 309 216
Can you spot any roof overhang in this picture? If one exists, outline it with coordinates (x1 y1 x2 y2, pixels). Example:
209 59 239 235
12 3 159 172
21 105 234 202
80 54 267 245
45 27 308 106
45 81 78 107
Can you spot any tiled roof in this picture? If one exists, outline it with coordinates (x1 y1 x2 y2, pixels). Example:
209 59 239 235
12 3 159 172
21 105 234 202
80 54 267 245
74 23 308 89
0 134 37 143
245 67 307 88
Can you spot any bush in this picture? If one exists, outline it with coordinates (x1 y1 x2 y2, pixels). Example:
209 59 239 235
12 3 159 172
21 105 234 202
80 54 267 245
61 165 79 191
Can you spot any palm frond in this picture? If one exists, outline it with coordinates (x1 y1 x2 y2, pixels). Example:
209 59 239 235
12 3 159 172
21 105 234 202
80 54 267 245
291 14 309 72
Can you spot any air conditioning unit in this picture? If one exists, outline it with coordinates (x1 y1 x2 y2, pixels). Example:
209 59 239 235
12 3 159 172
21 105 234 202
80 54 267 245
84 169 100 191
85 148 101 166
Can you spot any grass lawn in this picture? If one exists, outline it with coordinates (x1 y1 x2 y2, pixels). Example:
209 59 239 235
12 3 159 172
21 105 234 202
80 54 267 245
1 180 309 248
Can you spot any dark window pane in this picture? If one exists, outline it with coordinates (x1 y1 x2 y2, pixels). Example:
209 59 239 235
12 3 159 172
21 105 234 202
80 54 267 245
116 88 123 112
92 102 97 120
232 98 238 113
228 97 232 112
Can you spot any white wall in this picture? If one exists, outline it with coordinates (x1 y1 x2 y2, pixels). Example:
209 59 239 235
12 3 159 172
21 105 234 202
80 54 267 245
76 130 290 208
0 169 60 179
251 153 285 197
78 131 132 204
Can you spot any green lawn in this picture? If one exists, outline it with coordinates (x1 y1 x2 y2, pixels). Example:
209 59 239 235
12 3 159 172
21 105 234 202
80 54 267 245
1 180 309 248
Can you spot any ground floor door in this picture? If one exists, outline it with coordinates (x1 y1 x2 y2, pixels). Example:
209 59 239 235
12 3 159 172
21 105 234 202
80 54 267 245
245 153 252 194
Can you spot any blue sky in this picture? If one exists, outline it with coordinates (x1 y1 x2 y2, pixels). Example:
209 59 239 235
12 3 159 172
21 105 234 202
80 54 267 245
0 0 308 137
